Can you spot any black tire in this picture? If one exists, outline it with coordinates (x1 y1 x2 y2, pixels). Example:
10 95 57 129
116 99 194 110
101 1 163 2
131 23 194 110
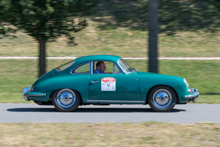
52 89 80 112
148 86 177 112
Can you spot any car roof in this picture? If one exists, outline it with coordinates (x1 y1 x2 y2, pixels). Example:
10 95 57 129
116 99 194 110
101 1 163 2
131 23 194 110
74 55 122 64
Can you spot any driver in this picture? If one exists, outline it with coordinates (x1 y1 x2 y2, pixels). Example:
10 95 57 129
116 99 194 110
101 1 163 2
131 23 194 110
94 61 106 74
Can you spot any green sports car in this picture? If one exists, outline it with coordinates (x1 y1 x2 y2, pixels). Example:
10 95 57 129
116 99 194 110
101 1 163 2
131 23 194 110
23 55 199 112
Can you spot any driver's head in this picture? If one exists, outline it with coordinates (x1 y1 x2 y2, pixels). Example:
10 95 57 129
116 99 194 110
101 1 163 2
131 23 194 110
96 61 106 72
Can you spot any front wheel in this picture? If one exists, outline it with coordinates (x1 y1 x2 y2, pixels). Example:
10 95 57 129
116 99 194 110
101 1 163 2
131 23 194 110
148 86 177 112
52 89 80 112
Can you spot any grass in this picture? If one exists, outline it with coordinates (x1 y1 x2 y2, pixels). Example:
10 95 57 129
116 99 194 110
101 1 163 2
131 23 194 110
0 22 220 57
0 93 33 103
197 95 220 104
0 122 219 146
0 59 219 103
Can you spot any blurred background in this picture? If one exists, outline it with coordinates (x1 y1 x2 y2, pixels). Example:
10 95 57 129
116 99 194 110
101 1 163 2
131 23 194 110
0 0 219 102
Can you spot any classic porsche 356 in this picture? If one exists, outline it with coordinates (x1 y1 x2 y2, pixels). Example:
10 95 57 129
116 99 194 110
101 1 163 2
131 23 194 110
23 55 199 112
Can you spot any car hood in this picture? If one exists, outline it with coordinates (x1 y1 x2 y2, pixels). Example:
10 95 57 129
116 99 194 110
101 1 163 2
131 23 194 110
135 71 159 76
134 71 183 81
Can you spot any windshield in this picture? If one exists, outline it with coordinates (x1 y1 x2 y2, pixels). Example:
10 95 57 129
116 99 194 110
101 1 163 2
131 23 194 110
56 60 74 71
118 59 133 73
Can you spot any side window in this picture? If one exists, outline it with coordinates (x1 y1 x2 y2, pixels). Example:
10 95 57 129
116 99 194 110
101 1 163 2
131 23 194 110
93 61 122 74
73 63 90 74
113 63 122 74
104 61 113 74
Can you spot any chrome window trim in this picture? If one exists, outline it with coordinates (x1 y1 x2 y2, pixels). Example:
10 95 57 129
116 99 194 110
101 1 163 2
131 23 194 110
113 63 115 73
91 60 123 75
70 61 91 74
113 62 123 74
117 58 133 74
91 61 94 74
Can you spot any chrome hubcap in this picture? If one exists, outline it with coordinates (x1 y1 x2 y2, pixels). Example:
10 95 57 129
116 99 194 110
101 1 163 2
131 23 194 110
153 89 172 108
57 89 76 108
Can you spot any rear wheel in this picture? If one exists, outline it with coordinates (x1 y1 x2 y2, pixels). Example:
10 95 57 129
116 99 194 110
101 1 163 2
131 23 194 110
148 86 177 112
52 89 80 112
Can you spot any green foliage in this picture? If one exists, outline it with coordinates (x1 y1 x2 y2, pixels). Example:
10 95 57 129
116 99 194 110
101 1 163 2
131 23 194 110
0 0 99 77
0 0 99 42
93 0 220 33
0 22 17 38
211 0 220 11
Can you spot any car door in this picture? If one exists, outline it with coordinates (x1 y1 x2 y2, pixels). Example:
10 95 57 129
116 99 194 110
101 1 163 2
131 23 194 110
88 61 140 103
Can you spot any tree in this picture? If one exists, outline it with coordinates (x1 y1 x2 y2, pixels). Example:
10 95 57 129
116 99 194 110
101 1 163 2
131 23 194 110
93 0 220 33
148 0 158 73
0 0 99 77
212 0 220 10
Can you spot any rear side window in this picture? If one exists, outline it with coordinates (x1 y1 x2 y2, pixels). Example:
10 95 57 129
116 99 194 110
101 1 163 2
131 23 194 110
72 62 90 74
56 60 74 71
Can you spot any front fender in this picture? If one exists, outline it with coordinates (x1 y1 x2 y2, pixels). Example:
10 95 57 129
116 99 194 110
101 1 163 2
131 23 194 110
135 73 188 103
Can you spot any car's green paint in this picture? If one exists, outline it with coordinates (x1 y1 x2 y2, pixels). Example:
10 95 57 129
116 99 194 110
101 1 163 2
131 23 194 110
27 55 195 104
134 71 189 103
89 73 139 101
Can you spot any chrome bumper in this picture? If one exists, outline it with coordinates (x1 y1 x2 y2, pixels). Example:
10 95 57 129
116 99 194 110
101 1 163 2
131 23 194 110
23 87 31 101
23 87 46 101
183 88 199 103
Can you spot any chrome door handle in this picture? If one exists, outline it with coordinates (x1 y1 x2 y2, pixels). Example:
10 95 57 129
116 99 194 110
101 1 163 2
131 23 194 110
90 81 98 84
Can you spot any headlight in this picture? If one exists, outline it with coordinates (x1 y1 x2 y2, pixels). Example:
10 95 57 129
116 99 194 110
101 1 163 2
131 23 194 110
184 78 189 88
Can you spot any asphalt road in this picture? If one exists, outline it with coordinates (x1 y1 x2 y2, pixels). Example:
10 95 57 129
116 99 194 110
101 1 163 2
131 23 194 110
1 104 220 124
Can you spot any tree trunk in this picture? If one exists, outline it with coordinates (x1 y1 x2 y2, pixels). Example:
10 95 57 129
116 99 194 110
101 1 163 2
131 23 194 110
38 39 47 77
148 0 158 73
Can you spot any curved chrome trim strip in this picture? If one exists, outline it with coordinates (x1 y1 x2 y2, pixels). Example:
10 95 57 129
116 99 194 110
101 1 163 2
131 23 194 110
183 88 199 99
184 94 199 99
25 94 45 97
23 87 46 101
86 100 145 103
117 58 133 74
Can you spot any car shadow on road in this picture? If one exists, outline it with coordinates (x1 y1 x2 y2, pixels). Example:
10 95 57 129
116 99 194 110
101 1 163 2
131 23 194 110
7 107 58 112
7 107 186 113
76 108 186 113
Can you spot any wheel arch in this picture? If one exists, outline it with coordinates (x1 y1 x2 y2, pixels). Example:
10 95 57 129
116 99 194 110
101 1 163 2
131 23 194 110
146 85 179 104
